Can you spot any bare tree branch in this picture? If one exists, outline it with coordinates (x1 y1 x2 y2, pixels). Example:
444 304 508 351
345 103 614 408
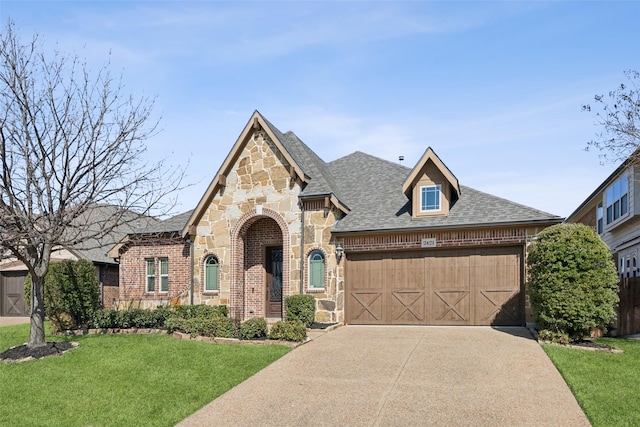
583 70 640 165
0 20 185 347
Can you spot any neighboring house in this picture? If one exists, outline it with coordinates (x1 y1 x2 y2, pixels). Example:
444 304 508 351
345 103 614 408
566 156 639 277
112 111 561 326
566 155 640 335
0 205 157 317
108 210 193 308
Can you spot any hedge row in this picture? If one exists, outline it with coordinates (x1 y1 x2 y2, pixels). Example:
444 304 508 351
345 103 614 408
85 305 306 342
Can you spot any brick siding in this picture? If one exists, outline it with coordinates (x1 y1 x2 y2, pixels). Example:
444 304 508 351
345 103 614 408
117 239 190 305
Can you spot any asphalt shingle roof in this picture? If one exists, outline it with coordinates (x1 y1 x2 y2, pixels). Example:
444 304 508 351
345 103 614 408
260 114 345 202
238 112 560 234
327 151 561 232
141 210 194 234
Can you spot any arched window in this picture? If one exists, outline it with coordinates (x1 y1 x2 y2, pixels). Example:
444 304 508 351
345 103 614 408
205 256 219 291
308 250 325 290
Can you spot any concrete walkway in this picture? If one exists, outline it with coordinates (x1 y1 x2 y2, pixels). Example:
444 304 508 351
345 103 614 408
178 326 589 427
0 316 30 327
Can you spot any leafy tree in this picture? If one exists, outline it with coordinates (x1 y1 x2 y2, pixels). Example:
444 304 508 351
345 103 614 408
527 223 619 342
583 70 640 164
0 21 182 348
25 259 100 332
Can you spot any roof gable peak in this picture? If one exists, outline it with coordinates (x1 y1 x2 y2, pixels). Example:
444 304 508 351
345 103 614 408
402 147 460 198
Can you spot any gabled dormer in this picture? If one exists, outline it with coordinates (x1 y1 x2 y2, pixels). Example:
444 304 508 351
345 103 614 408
402 147 461 218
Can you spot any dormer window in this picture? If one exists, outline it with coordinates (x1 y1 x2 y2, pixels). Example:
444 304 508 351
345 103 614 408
421 185 441 212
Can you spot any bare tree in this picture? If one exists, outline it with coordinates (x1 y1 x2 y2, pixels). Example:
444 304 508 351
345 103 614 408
583 70 640 164
0 21 182 348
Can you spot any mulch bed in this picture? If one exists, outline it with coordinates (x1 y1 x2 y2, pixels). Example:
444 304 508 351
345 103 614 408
0 342 78 362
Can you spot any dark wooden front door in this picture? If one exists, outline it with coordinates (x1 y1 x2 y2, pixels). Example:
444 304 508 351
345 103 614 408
1 271 29 317
265 247 283 318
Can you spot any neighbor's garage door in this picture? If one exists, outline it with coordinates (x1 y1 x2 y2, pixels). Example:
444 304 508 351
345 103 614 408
1 271 29 317
345 246 523 326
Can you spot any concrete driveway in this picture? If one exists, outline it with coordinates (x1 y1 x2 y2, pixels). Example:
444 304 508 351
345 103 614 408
178 326 589 426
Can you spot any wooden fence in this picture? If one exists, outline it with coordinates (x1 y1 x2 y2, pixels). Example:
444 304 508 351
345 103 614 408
618 277 640 336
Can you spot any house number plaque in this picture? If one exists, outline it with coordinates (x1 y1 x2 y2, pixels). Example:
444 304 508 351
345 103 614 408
421 238 436 248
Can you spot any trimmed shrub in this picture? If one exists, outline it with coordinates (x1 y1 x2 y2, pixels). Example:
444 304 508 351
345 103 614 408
285 294 316 327
527 223 619 342
268 320 307 342
172 304 227 319
240 317 268 340
25 259 101 332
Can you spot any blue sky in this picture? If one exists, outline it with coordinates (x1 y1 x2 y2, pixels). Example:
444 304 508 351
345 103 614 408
1 1 638 217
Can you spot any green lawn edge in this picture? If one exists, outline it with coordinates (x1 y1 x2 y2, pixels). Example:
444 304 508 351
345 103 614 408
543 338 640 427
1 324 290 427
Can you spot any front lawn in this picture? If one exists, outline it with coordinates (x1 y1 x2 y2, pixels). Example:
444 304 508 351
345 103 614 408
544 338 640 426
0 323 290 427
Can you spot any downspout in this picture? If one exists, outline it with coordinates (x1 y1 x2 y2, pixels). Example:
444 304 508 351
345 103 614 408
189 236 194 305
300 200 305 294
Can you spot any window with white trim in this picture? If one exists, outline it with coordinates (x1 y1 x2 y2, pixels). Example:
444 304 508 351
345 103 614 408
606 173 628 224
145 259 155 293
205 256 219 292
159 258 169 293
596 203 604 234
308 250 325 290
420 185 441 212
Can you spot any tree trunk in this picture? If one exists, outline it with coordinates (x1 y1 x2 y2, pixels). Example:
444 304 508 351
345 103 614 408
28 275 46 348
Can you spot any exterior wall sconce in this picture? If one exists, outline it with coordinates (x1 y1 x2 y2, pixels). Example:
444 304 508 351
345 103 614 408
336 242 344 263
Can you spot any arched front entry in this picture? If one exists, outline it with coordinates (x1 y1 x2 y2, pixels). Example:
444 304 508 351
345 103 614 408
230 208 290 321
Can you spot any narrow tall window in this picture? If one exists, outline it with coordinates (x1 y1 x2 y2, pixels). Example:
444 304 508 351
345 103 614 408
596 203 603 234
309 251 325 290
205 256 219 291
159 258 169 293
420 185 441 212
146 259 155 293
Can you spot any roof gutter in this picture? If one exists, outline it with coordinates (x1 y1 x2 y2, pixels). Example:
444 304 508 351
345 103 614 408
330 218 564 236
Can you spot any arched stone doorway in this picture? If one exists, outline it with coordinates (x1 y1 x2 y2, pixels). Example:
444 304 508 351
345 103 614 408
230 208 290 320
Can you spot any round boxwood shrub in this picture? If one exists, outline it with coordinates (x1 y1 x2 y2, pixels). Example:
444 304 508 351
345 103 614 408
240 317 268 340
527 223 619 342
268 320 307 342
285 294 316 327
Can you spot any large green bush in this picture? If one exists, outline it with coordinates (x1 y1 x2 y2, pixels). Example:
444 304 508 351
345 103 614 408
285 294 316 327
268 320 307 342
25 259 101 332
527 223 619 342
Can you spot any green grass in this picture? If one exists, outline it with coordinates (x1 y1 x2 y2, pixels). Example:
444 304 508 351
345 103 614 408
544 338 640 426
0 323 290 427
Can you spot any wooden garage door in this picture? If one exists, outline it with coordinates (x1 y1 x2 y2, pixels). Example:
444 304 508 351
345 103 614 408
345 247 523 326
1 271 29 317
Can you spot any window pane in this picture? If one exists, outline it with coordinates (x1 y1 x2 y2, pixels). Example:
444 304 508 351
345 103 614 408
607 206 613 224
147 276 155 293
146 259 155 275
421 186 440 211
309 251 325 289
160 276 168 292
614 200 620 220
606 186 613 206
160 259 168 275
621 174 629 194
621 194 628 216
613 180 620 200
205 258 218 291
